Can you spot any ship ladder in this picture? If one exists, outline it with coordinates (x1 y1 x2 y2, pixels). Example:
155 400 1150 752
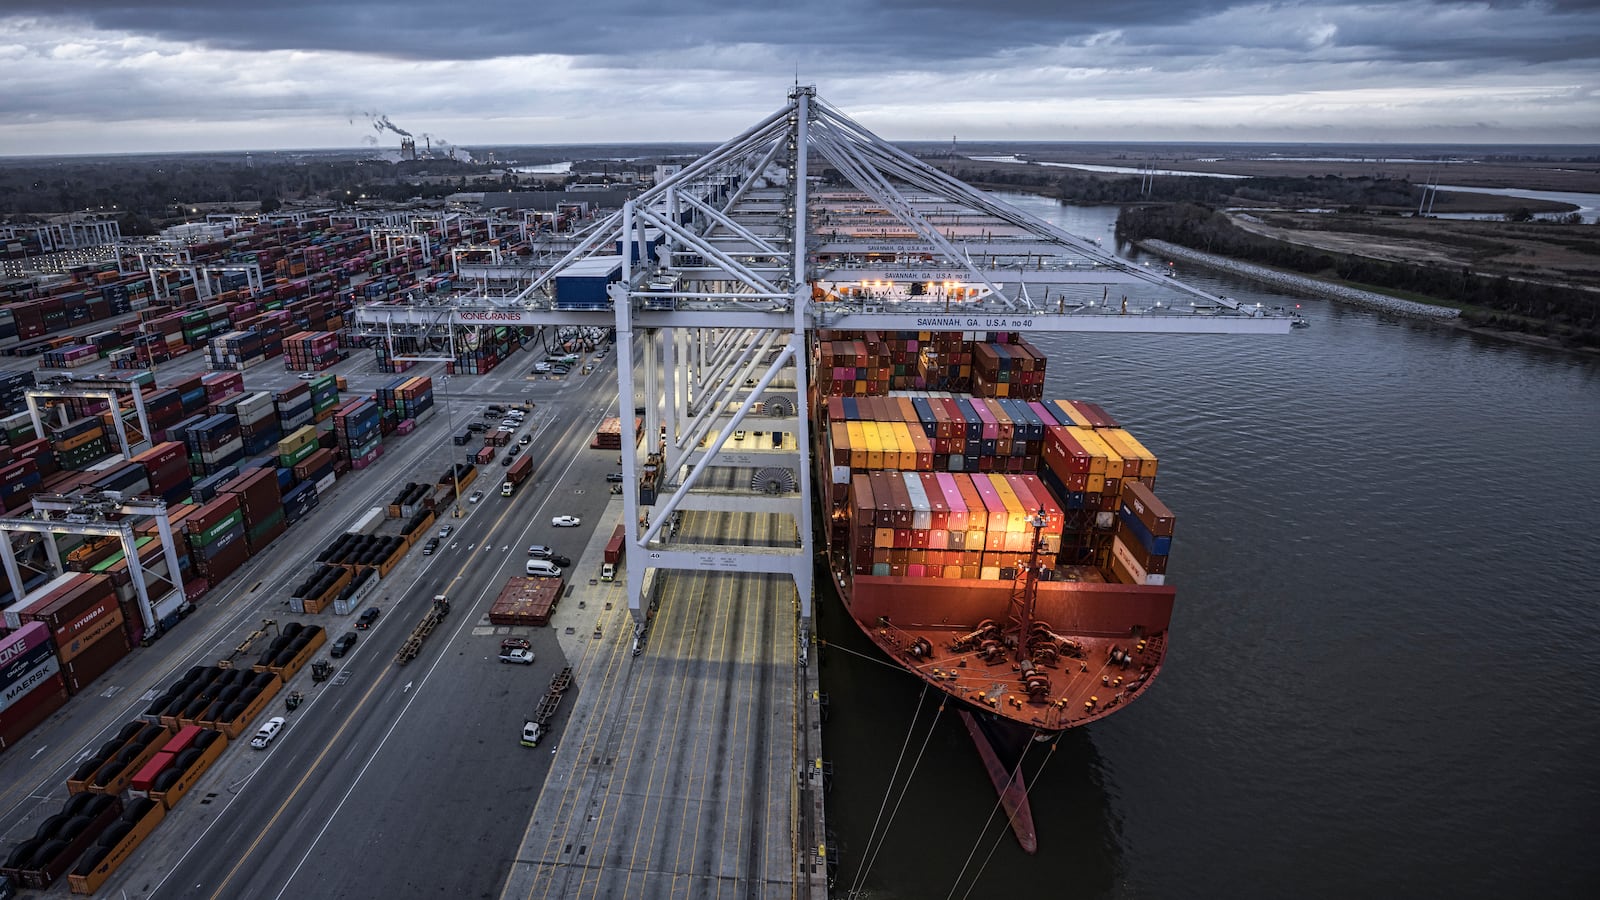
846 682 946 899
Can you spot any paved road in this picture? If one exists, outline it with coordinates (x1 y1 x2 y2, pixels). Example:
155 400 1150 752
0 340 626 898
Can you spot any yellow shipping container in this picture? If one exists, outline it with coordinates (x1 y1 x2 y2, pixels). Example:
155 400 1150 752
845 421 867 470
1068 427 1123 481
987 474 1028 534
890 421 916 470
277 424 318 456
1099 428 1159 479
863 421 884 470
1051 399 1094 428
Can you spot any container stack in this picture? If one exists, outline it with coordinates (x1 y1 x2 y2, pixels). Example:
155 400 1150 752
823 394 1048 478
281 477 321 525
844 471 1065 581
375 375 434 428
815 330 1176 587
220 467 284 555
171 374 208 416
332 398 382 469
52 417 112 470
273 382 314 433
87 460 151 499
199 371 244 405
230 391 280 456
1 574 131 699
0 369 36 415
308 374 341 422
205 330 270 371
0 454 45 514
447 325 522 375
291 446 337 494
0 621 71 750
371 338 417 374
812 338 892 397
38 343 99 369
139 387 188 437
971 339 1047 400
276 425 319 470
183 492 249 586
282 331 341 371
182 413 242 477
1110 481 1173 587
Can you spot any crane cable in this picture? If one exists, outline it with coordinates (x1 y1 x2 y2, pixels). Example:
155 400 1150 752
942 737 1042 900
846 680 927 897
850 691 947 898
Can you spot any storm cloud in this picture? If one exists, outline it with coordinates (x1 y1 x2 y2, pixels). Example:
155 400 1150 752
1 0 1597 153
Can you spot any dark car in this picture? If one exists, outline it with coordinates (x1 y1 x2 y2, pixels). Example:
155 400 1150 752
467 422 488 433
550 554 572 568
356 607 380 629
502 455 516 466
605 472 625 483
330 632 358 657
421 537 440 555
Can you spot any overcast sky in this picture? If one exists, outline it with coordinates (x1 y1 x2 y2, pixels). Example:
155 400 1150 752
2 1 1597 155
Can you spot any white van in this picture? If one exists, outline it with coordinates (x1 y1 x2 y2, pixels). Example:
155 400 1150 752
526 559 561 577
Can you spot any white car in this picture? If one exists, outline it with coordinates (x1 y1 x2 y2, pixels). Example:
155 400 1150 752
296 372 318 380
500 648 535 665
250 717 285 749
468 490 484 504
551 515 581 528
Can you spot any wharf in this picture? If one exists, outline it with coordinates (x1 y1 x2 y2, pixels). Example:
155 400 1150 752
498 501 829 900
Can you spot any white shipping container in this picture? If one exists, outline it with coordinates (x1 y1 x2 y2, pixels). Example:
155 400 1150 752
347 507 385 535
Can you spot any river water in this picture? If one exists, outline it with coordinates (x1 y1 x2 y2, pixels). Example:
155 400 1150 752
817 194 1600 899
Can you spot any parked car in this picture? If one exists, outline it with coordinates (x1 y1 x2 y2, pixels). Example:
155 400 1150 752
605 472 625 483
500 637 531 652
421 537 440 555
551 515 581 527
549 554 572 568
502 455 516 466
500 648 535 665
250 717 286 749
528 544 553 558
296 372 318 381
609 484 623 495
330 632 358 657
438 524 455 538
532 362 551 373
468 490 484 503
356 607 381 629
518 434 532 446
467 422 488 433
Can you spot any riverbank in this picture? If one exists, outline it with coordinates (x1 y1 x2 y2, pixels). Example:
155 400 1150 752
1138 239 1461 319
1138 238 1598 353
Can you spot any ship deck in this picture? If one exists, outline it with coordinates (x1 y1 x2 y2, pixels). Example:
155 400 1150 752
827 561 1172 733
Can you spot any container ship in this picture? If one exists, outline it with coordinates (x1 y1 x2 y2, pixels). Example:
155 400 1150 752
811 329 1176 853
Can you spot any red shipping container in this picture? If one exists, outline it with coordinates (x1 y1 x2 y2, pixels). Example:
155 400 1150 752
130 750 176 792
